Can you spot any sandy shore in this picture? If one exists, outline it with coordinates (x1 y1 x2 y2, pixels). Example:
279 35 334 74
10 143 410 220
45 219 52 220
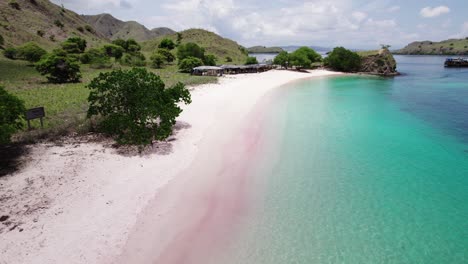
0 69 342 264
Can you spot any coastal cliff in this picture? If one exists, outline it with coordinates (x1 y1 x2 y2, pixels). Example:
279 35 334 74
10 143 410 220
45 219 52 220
359 49 398 76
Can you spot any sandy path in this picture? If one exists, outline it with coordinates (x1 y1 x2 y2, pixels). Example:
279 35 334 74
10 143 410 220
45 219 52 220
0 70 341 264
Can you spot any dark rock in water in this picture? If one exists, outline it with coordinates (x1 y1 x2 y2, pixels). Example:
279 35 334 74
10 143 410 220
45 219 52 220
360 49 399 76
0 215 9 222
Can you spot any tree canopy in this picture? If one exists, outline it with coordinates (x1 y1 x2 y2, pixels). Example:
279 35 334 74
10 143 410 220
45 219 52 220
159 38 176 50
324 47 362 72
0 86 26 144
61 37 87 54
87 68 192 146
273 51 289 68
179 56 203 73
177 42 205 62
245 56 258 65
35 49 81 83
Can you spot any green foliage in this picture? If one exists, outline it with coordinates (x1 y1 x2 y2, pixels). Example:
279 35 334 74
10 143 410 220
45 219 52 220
37 30 45 37
16 42 47 63
120 52 146 67
159 38 176 50
0 34 4 47
102 44 124 59
112 39 127 50
156 48 175 63
176 33 183 46
177 42 205 61
178 56 203 73
54 20 64 29
77 26 84 33
150 53 165 68
80 48 111 69
245 56 258 65
273 51 289 68
294 47 322 63
203 54 217 66
225 56 233 62
0 86 26 144
112 38 141 53
87 68 192 146
85 25 94 33
3 48 17 59
61 37 87 54
35 49 81 83
289 52 310 69
8 1 21 10
324 47 362 72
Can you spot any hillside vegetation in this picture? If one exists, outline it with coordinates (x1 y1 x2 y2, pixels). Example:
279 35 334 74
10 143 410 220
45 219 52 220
395 38 468 55
0 0 106 49
82 14 175 42
142 29 249 64
358 49 397 76
247 46 284 53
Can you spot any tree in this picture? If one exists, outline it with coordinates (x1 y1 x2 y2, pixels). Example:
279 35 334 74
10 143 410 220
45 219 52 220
176 33 183 46
80 48 111 69
159 38 176 50
380 44 391 50
177 42 205 62
61 37 87 54
54 20 64 29
87 68 192 146
15 42 47 63
203 54 217 66
245 56 258 65
112 39 128 51
102 44 124 59
0 86 26 144
225 56 233 62
293 47 322 63
150 53 165 68
126 39 141 53
273 51 289 68
324 47 362 72
178 56 203 73
120 52 146 66
156 48 175 63
289 52 311 69
3 48 17 60
35 49 81 83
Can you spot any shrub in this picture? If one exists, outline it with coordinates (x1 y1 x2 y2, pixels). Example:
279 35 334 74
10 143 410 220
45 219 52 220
35 49 81 83
203 54 217 66
126 39 141 53
150 53 165 68
159 38 175 50
112 39 128 50
102 44 124 59
49 35 56 42
3 48 17 59
177 42 205 61
61 37 87 54
225 56 233 62
0 86 26 144
178 56 203 73
0 34 4 47
273 51 289 68
245 56 258 65
85 25 94 33
87 68 192 146
324 47 361 72
54 20 64 29
156 48 175 63
80 48 111 68
289 52 311 69
77 26 84 33
37 30 45 37
16 42 47 63
292 47 322 63
120 52 146 67
8 1 21 10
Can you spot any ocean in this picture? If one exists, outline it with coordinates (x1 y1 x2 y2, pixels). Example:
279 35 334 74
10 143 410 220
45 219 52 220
214 55 468 263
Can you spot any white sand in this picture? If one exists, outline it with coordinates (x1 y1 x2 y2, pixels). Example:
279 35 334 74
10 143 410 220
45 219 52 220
0 69 342 264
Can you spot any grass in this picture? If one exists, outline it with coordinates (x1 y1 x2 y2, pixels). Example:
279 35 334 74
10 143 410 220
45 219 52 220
0 54 217 142
395 38 468 55
356 50 379 57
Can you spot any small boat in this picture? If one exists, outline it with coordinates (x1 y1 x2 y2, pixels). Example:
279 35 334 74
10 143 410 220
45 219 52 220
444 58 468 67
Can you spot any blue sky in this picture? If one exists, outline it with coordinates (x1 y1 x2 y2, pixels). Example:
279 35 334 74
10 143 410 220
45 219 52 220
53 0 468 49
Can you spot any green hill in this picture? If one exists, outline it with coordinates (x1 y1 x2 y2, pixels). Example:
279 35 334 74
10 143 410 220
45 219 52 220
394 38 468 55
142 29 249 64
0 0 107 49
247 46 284 53
81 14 175 42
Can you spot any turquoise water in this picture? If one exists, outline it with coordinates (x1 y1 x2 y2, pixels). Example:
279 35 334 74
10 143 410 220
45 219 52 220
218 56 468 263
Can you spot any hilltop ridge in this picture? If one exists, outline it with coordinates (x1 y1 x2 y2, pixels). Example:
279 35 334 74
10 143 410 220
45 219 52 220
394 38 468 55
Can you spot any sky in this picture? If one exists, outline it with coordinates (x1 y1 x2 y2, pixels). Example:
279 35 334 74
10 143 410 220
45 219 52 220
52 0 468 49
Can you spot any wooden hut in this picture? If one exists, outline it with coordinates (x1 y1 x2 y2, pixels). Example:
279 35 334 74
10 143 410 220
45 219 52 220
192 66 224 76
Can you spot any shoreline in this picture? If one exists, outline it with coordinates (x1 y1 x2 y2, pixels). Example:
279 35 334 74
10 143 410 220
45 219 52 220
0 69 342 263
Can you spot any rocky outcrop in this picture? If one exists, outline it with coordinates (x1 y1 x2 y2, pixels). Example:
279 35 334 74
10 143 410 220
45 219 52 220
359 49 398 76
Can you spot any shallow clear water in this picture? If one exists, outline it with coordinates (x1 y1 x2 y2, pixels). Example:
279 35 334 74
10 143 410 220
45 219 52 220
216 56 468 263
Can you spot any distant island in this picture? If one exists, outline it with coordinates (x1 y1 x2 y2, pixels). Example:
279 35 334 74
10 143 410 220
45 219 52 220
247 46 284 53
394 38 468 55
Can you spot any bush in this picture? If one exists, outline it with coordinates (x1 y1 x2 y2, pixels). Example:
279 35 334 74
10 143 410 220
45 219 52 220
77 26 84 33
126 39 141 53
87 68 192 146
49 35 56 42
120 52 146 67
61 37 87 54
225 56 233 62
16 42 47 63
324 47 361 72
0 34 4 47
178 56 203 73
177 42 205 61
37 30 45 37
150 53 165 68
291 47 321 65
159 38 175 50
0 86 26 144
289 52 311 69
80 48 111 68
203 54 217 66
85 25 94 33
156 48 175 63
35 49 81 83
102 44 124 59
8 1 20 10
245 56 258 65
3 48 17 59
273 51 289 68
54 20 64 29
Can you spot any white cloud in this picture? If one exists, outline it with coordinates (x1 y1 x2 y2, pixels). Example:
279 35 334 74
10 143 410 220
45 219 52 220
352 11 368 22
420 6 450 18
387 6 400 13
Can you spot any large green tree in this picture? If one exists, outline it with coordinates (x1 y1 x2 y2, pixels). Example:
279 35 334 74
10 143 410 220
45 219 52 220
87 68 192 146
0 86 26 144
177 42 205 62
273 51 290 68
324 47 361 72
35 49 81 83
178 56 203 73
61 37 87 54
245 56 258 65
159 38 176 50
